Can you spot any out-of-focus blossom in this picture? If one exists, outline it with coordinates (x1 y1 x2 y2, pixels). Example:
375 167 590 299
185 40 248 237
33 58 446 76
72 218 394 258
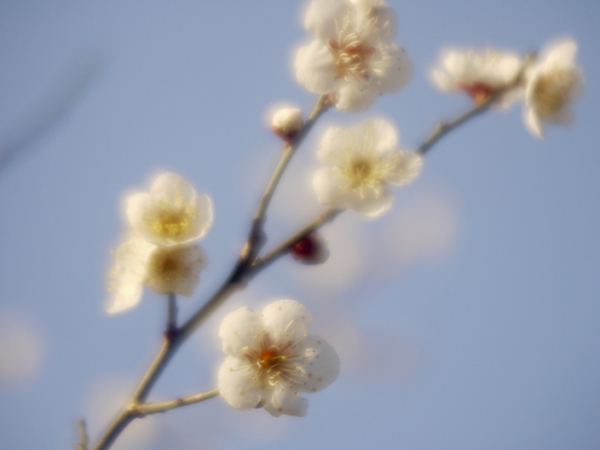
313 118 422 217
145 244 207 296
271 107 303 142
430 47 522 106
107 234 207 314
295 0 412 112
217 299 339 417
523 37 584 139
126 173 213 247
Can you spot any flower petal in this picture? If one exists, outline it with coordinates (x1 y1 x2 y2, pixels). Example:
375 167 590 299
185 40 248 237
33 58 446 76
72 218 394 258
106 234 154 314
344 185 394 217
543 38 577 66
218 306 262 358
192 193 214 241
355 118 398 154
317 126 347 165
262 384 308 418
312 168 347 209
524 107 544 139
217 356 263 410
261 299 312 345
295 40 337 95
150 173 196 202
304 0 350 41
335 78 379 112
372 44 413 94
297 335 340 393
385 150 423 186
352 0 398 42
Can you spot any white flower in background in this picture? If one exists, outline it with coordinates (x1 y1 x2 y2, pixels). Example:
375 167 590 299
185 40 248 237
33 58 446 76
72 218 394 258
295 0 412 112
313 118 422 217
217 299 340 417
106 235 208 314
126 173 213 247
430 47 522 106
145 244 207 296
523 37 584 139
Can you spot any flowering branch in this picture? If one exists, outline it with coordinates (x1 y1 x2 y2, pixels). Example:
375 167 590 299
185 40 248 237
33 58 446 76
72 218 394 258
93 0 585 444
92 95 332 450
246 94 331 260
418 55 533 156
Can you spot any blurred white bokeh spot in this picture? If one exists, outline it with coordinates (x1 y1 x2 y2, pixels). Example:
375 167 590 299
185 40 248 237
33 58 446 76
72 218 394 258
374 187 461 275
0 309 46 385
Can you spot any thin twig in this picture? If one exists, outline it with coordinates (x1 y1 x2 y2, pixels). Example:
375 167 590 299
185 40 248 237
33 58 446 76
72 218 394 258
166 292 177 335
245 94 331 261
134 388 220 416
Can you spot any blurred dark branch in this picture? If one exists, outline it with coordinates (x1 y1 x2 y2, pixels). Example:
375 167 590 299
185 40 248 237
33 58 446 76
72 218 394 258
75 417 88 450
0 51 106 174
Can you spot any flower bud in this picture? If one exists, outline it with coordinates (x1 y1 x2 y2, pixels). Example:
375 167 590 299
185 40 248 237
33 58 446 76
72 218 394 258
271 107 303 142
290 232 329 265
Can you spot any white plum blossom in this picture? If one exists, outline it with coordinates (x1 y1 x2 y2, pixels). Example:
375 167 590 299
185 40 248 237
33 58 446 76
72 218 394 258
106 234 208 314
126 173 213 247
313 118 422 217
295 0 412 112
523 37 584 139
217 299 340 417
430 47 522 106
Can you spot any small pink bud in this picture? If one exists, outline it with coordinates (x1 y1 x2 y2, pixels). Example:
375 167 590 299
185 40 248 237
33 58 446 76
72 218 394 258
271 107 303 142
290 233 329 265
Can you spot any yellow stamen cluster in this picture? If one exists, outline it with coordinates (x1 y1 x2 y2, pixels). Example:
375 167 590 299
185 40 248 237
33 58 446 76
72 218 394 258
335 128 400 199
241 330 309 388
148 190 198 239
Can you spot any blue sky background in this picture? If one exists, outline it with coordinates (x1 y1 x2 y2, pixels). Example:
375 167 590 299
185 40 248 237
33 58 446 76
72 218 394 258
1 1 599 449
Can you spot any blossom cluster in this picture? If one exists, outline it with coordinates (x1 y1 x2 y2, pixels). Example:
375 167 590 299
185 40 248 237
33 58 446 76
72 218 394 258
106 173 213 314
429 38 584 139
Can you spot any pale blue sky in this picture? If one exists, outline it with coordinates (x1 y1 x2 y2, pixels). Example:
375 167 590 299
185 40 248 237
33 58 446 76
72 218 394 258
1 1 599 449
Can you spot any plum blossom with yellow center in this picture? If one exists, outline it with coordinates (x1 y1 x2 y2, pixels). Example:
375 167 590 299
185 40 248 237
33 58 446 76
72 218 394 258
126 172 213 247
217 300 340 417
106 234 207 314
523 37 584 139
430 47 522 107
295 0 412 112
313 118 422 217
